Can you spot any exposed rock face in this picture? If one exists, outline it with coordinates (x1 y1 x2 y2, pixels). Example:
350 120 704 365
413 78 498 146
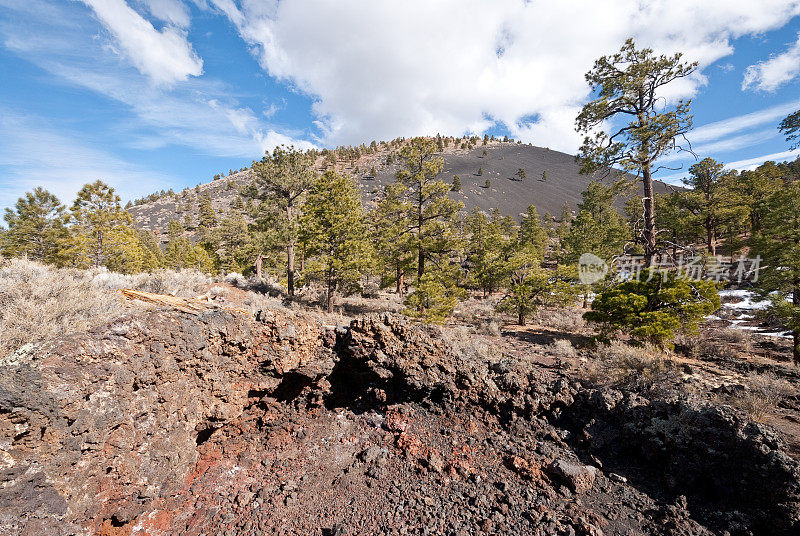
563 389 800 534
1 310 799 535
0 308 329 535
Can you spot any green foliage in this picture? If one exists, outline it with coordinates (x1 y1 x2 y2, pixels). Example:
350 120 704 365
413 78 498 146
2 187 69 264
751 183 800 362
563 181 630 263
585 271 720 347
465 209 514 295
164 236 214 272
403 267 463 323
301 170 372 311
576 38 697 262
248 145 317 295
515 168 526 181
451 175 461 192
394 137 463 281
496 242 577 325
70 180 133 268
372 183 416 294
197 192 218 239
519 205 548 257
484 179 491 188
779 109 800 149
104 226 160 274
678 158 747 255
477 167 483 176
214 212 254 274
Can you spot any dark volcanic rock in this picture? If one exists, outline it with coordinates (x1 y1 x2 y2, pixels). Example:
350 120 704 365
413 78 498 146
1 310 798 535
564 388 800 535
0 308 330 535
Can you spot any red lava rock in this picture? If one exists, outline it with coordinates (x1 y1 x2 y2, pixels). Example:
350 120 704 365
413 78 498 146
506 455 544 482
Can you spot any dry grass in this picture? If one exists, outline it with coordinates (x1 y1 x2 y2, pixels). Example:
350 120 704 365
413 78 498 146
548 339 577 360
573 340 680 394
0 258 212 357
728 373 796 422
531 307 587 333
439 324 504 361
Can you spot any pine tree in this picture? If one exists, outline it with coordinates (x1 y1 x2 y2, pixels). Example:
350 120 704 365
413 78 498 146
215 212 253 274
70 180 132 267
197 193 218 239
515 168 526 181
540 170 547 182
248 145 317 296
519 205 548 257
484 179 491 189
563 181 630 264
451 175 462 192
678 158 746 255
394 137 463 281
576 39 697 265
301 170 372 312
373 183 415 296
586 270 719 347
496 242 576 325
477 167 483 176
779 109 800 149
164 236 214 272
751 183 800 363
2 187 69 263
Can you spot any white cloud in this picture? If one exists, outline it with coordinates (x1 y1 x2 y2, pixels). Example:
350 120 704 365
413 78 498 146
726 149 800 170
743 32 800 92
140 0 191 28
211 0 800 149
0 111 178 208
0 1 308 159
688 100 800 144
79 0 202 86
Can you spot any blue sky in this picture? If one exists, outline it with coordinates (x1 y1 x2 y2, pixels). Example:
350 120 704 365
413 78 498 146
1 0 800 210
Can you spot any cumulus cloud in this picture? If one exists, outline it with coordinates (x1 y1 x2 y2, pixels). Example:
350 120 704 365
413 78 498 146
141 0 191 28
743 32 800 92
0 0 305 159
210 0 800 149
80 0 202 86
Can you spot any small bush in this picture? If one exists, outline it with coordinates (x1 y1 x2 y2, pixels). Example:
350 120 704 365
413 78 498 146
730 373 795 422
548 339 577 359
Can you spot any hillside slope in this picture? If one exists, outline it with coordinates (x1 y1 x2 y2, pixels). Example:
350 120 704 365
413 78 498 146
128 141 677 236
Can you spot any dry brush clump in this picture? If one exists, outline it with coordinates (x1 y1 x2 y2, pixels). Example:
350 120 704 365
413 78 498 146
531 307 588 333
729 372 796 422
438 324 504 361
0 258 211 357
574 340 680 394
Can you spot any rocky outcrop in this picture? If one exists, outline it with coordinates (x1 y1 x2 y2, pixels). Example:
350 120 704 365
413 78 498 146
0 308 329 535
563 388 800 535
2 309 800 535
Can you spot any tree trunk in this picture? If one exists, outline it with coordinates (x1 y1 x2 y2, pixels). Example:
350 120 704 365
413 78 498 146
518 308 525 326
255 253 263 279
706 218 716 256
417 181 425 280
396 265 405 297
326 277 334 313
794 283 800 365
286 203 295 296
642 163 657 267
